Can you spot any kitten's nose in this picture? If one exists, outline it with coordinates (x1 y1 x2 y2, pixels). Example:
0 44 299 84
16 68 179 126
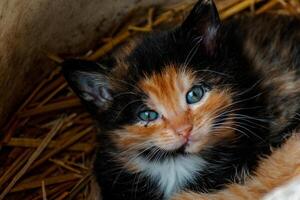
175 125 193 139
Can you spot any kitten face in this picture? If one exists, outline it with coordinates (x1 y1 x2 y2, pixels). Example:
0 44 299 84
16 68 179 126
62 0 261 163
110 65 234 155
62 1 276 198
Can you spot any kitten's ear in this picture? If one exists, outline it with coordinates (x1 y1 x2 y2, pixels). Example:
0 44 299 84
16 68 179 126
61 59 113 112
180 0 220 55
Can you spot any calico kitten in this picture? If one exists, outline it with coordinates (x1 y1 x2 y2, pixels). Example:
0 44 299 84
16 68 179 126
61 0 300 199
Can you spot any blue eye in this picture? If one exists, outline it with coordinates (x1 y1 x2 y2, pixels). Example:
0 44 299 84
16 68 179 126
138 110 159 122
186 85 207 104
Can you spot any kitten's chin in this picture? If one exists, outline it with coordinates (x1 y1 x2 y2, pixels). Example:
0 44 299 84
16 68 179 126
158 139 206 155
157 140 186 152
184 142 205 153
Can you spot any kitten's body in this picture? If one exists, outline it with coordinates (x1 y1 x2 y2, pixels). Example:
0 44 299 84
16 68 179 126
233 14 300 135
62 1 300 200
172 133 300 200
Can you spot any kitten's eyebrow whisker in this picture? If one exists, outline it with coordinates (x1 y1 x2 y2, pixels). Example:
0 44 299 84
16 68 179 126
109 77 142 92
113 100 143 121
183 36 203 70
112 91 142 98
193 69 231 77
234 78 265 97
233 92 265 106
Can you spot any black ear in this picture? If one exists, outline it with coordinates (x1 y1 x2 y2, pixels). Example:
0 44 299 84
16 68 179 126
180 0 221 55
61 59 113 112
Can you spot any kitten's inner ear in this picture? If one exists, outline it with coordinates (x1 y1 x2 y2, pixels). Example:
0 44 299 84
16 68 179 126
180 0 221 55
61 59 113 111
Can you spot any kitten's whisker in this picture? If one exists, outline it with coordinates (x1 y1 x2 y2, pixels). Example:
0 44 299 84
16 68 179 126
220 116 268 129
211 108 269 125
118 140 153 155
229 113 271 123
206 94 265 121
209 106 268 128
231 123 266 143
215 92 265 115
145 147 161 161
214 125 251 138
232 121 263 132
211 106 269 123
211 110 269 142
222 123 264 142
195 83 265 126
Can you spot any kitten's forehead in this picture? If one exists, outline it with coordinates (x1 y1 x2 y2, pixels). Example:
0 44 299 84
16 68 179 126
138 65 195 117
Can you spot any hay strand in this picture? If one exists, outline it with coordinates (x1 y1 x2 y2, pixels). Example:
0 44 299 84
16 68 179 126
0 119 64 199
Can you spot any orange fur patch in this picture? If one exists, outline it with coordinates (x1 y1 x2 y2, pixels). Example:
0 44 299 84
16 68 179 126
139 65 195 118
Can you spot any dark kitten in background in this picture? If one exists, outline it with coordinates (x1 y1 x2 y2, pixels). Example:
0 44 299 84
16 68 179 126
61 0 300 199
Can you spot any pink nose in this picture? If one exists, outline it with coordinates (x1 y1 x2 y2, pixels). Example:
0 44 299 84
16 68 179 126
175 125 193 139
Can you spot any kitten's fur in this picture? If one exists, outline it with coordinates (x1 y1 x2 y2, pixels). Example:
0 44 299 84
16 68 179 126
172 133 300 200
61 0 300 199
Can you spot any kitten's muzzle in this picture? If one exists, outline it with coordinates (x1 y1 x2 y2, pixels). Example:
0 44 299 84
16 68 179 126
175 124 193 141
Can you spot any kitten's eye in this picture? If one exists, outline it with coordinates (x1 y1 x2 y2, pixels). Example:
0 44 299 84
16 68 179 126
138 110 159 122
186 85 206 104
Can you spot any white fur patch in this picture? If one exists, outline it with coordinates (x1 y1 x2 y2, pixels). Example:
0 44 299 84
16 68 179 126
263 176 300 200
134 155 206 199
